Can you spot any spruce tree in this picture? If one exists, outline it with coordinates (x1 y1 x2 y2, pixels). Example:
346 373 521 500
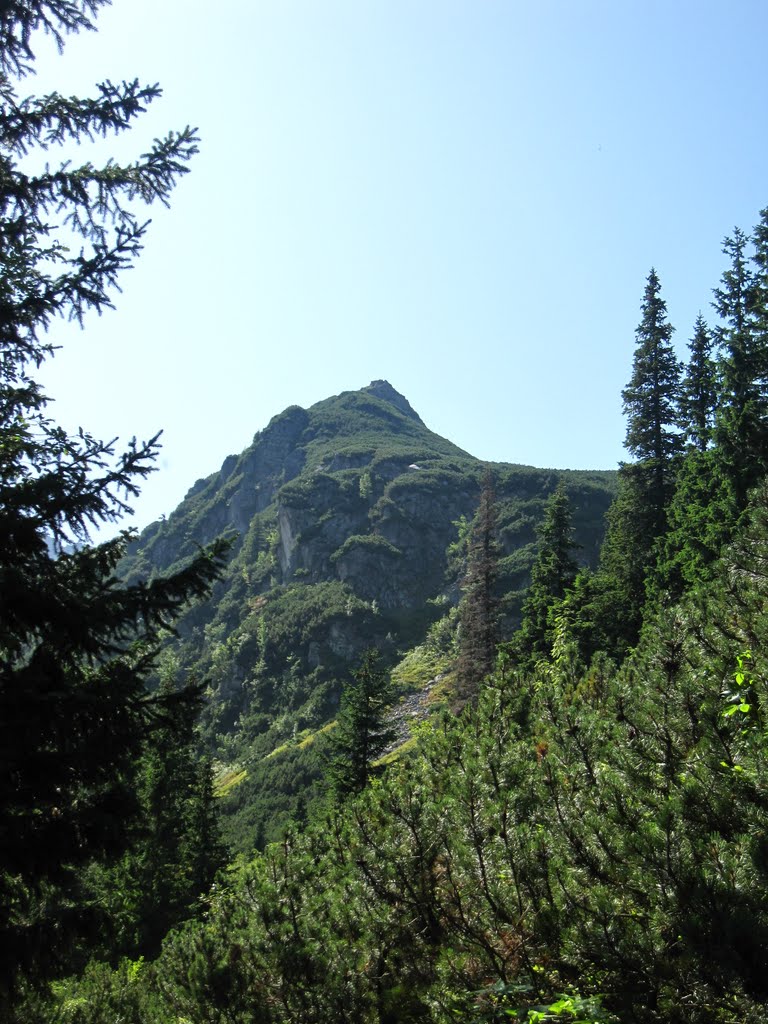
656 219 768 598
596 271 682 650
184 756 228 905
0 0 226 998
456 471 501 700
713 227 768 506
103 675 226 958
594 466 653 652
751 206 768 332
513 483 579 664
679 314 718 451
328 649 397 798
653 315 724 598
621 267 683 529
655 447 737 598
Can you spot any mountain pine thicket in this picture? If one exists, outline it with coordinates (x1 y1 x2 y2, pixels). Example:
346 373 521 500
8 5 768 1024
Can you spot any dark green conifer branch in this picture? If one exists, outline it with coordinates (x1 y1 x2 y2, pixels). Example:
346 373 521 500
0 0 224 1005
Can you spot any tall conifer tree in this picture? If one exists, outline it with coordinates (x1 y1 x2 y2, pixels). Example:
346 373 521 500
656 314 729 598
679 314 718 452
713 227 768 506
597 271 682 651
513 483 579 663
595 468 652 652
0 0 226 997
102 673 227 958
621 268 683 531
456 471 501 700
751 206 768 328
328 650 396 798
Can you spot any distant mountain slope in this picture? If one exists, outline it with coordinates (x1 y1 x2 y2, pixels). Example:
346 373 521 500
120 381 616 846
122 380 473 581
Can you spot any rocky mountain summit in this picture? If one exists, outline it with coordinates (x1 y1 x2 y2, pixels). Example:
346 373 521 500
360 378 424 423
125 381 608 601
120 381 615 845
123 378 615 713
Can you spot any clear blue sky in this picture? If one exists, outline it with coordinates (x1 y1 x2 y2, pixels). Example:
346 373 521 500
31 0 768 534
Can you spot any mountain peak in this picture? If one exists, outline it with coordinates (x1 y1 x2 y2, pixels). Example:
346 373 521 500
360 380 423 424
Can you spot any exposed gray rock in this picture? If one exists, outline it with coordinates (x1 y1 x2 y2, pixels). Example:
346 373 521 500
361 379 424 424
120 381 616 741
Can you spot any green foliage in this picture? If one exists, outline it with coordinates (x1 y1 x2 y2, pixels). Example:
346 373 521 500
679 314 717 451
446 513 471 574
331 533 403 562
360 468 373 499
302 387 471 470
43 483 768 1023
34 190 768 1024
635 212 768 609
438 978 617 1023
327 649 397 797
456 472 502 701
220 737 327 852
117 425 613 869
16 12 768 1024
39 956 158 1024
392 607 459 691
589 466 652 654
622 268 683 474
116 385 613 860
512 484 579 665
654 448 737 598
89 668 220 958
713 226 768 506
593 270 684 654
0 0 226 1005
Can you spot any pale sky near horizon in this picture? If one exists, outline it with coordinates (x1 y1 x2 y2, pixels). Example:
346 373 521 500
27 0 768 536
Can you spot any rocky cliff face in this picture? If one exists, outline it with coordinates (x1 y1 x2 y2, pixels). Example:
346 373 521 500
361 379 423 423
120 381 616 754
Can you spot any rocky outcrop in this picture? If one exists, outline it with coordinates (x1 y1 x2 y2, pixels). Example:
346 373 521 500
123 404 310 574
361 379 424 424
120 381 616 741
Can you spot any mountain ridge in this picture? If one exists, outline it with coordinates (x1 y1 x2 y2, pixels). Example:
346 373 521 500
119 380 616 847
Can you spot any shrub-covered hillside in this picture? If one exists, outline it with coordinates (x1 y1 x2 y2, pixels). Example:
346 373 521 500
36 203 768 1024
38 481 768 1024
119 379 615 849
13 5 768 1022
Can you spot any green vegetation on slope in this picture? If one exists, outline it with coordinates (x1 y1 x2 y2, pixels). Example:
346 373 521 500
17 6 768 1022
36 481 768 1023
114 376 614 856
